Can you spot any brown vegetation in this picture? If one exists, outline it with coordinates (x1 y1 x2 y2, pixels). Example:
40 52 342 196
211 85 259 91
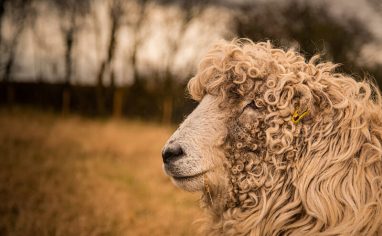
0 108 201 235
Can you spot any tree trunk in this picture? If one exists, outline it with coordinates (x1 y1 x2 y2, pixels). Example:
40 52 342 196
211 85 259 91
96 61 106 115
113 87 124 118
62 27 74 114
96 8 119 116
0 1 4 61
4 48 15 104
162 96 173 124
5 82 14 105
62 86 71 115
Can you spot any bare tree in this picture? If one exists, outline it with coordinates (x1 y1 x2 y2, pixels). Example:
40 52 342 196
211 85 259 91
94 0 126 116
0 0 5 49
234 1 372 72
52 0 91 114
111 0 150 118
130 0 149 84
0 0 35 104
160 0 205 123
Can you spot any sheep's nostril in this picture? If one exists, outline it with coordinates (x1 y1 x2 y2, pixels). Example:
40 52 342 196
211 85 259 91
162 143 184 164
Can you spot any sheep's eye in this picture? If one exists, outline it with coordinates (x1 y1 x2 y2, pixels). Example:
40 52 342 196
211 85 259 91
245 101 257 110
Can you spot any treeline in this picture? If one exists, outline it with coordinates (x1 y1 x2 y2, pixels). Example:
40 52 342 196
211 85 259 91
0 0 381 123
0 81 196 122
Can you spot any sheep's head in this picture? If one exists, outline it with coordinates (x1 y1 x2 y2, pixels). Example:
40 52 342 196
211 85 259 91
162 40 318 196
162 39 382 234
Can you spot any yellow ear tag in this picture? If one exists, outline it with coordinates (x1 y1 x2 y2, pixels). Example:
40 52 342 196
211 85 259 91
291 108 309 124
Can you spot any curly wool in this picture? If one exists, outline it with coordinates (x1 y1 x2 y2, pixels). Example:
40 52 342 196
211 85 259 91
188 39 382 235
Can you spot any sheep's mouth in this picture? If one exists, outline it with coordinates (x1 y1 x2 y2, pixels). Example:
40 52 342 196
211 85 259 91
172 171 207 182
163 163 211 191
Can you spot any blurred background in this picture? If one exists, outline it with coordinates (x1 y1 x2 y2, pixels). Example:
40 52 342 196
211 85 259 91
0 0 381 235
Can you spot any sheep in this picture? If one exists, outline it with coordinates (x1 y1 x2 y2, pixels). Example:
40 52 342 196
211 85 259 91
162 39 382 235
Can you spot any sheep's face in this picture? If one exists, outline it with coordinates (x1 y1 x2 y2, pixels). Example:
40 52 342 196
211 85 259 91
162 95 229 192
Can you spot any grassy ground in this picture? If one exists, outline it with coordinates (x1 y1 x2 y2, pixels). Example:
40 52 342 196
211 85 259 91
0 108 202 236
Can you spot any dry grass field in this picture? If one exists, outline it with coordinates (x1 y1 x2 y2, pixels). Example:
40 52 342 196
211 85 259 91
0 108 202 236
